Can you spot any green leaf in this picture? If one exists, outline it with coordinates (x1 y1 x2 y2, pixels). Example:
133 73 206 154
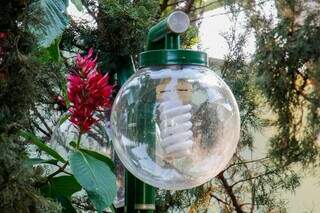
51 175 82 199
110 204 116 213
25 158 58 166
19 130 66 163
28 0 69 48
69 141 77 148
79 148 115 172
56 195 77 213
60 77 70 108
41 176 81 199
40 182 53 198
69 150 116 212
71 0 83 11
41 189 76 213
47 37 61 62
40 176 80 213
59 113 70 126
35 37 62 63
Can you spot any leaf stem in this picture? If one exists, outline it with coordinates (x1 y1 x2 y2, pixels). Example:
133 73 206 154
46 161 69 180
76 132 82 149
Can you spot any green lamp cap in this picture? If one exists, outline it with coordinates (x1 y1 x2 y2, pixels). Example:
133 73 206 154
139 49 208 68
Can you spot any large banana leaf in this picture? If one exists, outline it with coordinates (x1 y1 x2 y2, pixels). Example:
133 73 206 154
29 0 69 48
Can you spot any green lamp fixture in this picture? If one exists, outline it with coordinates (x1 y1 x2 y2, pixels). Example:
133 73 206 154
111 11 240 190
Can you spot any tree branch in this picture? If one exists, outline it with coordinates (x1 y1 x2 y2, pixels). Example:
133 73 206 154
224 157 269 172
184 0 195 14
81 0 97 22
231 169 277 188
167 0 185 8
160 0 170 12
190 0 222 12
191 0 271 22
31 121 51 138
235 155 256 213
210 193 229 206
217 172 244 213
32 106 53 136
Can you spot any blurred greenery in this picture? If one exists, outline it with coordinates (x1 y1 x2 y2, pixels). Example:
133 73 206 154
1 0 320 212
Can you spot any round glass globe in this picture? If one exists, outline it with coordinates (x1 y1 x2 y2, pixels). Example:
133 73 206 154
111 65 240 190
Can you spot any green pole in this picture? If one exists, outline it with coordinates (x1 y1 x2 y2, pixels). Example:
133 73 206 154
124 171 136 213
134 178 155 213
125 172 155 213
122 11 190 213
120 58 156 213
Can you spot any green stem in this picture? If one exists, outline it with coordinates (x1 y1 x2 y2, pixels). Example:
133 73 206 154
35 161 69 188
76 133 82 149
46 161 69 180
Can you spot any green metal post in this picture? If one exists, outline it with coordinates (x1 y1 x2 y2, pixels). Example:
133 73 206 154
125 168 155 212
123 11 190 213
133 177 155 213
125 171 136 213
122 58 156 212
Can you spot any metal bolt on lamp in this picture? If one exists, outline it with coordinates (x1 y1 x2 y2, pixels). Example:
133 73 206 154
110 10 240 209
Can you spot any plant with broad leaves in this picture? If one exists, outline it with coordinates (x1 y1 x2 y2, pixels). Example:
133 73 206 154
67 49 116 212
21 49 116 213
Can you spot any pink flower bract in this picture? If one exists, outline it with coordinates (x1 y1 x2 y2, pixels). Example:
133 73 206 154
67 48 113 133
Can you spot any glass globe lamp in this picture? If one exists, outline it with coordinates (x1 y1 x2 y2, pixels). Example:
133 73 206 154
110 11 240 190
111 64 240 190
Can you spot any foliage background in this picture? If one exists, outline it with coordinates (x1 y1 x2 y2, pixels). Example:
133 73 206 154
0 0 319 212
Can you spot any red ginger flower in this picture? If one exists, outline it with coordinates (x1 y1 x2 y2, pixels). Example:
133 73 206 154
67 48 113 133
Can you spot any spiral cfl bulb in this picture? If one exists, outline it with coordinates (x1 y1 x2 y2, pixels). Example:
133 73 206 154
159 102 193 158
157 79 193 159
